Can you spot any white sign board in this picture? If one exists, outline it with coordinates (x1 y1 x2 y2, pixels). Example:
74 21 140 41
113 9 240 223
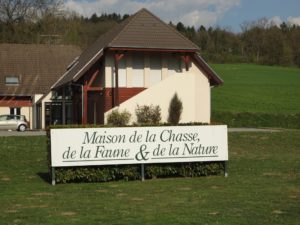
51 125 228 167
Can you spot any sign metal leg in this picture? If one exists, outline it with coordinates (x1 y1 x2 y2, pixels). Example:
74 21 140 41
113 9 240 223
224 161 228 177
51 167 56 185
141 164 145 182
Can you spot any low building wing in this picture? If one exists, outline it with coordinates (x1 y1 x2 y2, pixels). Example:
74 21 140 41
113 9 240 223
0 44 81 96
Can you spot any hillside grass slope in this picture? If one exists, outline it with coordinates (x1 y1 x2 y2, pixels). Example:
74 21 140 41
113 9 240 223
210 64 300 128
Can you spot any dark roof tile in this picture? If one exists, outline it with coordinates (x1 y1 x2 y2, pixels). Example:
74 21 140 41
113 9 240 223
0 44 81 95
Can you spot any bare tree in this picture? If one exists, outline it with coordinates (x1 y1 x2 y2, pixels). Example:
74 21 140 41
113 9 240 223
0 0 63 24
35 0 64 17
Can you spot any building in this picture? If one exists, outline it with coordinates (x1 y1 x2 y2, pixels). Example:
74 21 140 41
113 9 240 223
51 8 223 125
0 44 81 129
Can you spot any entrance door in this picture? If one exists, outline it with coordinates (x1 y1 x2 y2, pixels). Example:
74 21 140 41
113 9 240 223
45 102 63 127
87 92 104 124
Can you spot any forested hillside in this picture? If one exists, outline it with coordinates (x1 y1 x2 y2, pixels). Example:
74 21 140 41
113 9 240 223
1 0 299 67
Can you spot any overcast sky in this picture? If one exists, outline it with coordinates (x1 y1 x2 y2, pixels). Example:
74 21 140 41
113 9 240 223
64 0 300 32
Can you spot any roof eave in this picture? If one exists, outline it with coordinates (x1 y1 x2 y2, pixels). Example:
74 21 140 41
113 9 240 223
107 45 199 52
51 49 104 90
192 53 224 87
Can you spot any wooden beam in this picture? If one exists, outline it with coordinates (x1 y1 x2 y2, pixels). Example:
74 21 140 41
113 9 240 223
109 47 197 53
87 69 100 87
81 63 103 125
87 87 103 91
0 96 8 103
181 55 190 71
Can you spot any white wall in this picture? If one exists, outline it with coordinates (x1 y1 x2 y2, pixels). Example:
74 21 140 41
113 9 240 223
32 94 44 129
104 53 211 124
105 70 210 123
40 92 52 129
0 107 10 116
21 107 32 129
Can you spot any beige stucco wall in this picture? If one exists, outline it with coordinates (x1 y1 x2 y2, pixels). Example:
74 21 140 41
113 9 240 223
21 107 32 129
104 53 211 124
0 107 10 115
32 94 43 129
40 92 52 129
105 70 210 124
190 60 211 122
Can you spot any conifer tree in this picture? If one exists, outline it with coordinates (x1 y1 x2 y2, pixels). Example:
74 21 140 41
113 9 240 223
168 93 183 125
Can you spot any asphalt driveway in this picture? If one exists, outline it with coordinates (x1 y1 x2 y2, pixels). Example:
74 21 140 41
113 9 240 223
0 127 281 137
0 130 46 136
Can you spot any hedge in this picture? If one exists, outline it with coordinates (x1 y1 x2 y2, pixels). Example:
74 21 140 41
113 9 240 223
47 124 225 184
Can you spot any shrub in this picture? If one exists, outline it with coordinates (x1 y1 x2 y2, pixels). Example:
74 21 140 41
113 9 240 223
107 109 131 126
53 163 224 183
168 93 183 125
135 104 161 125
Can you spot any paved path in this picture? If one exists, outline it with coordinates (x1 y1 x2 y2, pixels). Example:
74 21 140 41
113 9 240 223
0 130 46 136
0 127 282 137
228 128 281 132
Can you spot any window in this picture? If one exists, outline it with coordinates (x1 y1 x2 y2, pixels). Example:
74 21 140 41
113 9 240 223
10 107 20 115
132 53 144 87
5 76 20 85
149 54 162 86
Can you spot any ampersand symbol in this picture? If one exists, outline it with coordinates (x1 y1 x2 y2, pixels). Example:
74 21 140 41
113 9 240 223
135 144 149 161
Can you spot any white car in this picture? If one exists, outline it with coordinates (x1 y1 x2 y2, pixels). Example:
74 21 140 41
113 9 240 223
0 115 29 132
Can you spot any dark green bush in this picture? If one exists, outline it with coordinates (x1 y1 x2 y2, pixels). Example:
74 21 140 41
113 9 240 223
135 104 161 125
52 162 225 183
55 165 141 183
107 109 131 126
168 93 183 125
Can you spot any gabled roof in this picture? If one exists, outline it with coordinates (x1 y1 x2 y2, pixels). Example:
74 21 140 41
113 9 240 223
0 44 81 96
108 9 200 50
52 8 200 89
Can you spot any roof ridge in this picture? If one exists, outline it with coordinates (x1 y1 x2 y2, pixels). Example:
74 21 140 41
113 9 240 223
108 8 199 50
148 10 199 50
107 9 144 47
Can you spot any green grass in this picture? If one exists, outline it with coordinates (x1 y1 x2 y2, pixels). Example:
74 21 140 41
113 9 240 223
0 133 299 225
211 64 300 114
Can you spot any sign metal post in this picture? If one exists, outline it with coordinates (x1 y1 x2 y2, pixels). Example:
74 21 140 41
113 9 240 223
224 161 228 177
141 164 145 181
51 167 56 185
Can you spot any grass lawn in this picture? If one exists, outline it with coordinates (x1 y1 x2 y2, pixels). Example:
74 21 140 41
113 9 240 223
0 131 299 225
211 64 300 114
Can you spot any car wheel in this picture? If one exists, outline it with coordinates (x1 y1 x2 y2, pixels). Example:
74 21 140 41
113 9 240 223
18 124 27 132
